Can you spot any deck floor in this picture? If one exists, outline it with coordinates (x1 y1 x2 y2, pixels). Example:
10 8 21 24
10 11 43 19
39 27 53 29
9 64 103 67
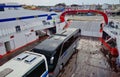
70 21 101 37
58 36 120 77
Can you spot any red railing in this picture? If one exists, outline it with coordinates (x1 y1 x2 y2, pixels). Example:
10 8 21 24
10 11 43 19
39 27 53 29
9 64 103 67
60 10 108 24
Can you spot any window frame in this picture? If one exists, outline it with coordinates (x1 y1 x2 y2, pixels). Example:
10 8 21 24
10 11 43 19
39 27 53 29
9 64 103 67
23 59 46 77
61 31 79 56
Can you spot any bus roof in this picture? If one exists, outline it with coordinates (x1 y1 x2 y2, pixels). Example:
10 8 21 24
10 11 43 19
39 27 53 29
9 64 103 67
0 51 46 77
33 28 79 57
33 35 66 56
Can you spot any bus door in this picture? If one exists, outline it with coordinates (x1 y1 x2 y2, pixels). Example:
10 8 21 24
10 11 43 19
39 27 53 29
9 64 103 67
49 45 62 77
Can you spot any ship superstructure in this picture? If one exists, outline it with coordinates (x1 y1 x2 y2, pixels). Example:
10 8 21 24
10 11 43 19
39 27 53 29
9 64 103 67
100 20 120 70
0 3 59 57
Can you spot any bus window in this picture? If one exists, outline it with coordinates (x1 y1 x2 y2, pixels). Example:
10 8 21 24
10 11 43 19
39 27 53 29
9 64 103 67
61 32 79 55
61 36 73 55
23 60 46 77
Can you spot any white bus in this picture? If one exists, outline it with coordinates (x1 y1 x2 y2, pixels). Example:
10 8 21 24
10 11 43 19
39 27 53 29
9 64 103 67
32 28 81 77
0 51 48 77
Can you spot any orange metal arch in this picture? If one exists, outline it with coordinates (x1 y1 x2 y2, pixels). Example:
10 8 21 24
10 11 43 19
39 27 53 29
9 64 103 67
60 10 108 24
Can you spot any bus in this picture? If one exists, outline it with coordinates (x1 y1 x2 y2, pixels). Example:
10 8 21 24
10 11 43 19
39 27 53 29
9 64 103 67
32 28 81 77
0 51 48 77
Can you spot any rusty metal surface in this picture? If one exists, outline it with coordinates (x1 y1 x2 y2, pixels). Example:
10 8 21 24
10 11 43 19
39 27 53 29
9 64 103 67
57 36 120 77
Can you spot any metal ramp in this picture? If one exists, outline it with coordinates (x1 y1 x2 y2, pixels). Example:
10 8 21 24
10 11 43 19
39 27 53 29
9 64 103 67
70 21 102 37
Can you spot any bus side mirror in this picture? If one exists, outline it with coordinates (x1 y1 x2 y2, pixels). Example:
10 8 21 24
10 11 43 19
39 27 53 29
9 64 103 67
50 57 54 64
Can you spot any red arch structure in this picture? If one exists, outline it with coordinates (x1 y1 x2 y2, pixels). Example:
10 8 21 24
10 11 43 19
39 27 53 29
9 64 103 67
60 10 119 57
60 10 108 24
